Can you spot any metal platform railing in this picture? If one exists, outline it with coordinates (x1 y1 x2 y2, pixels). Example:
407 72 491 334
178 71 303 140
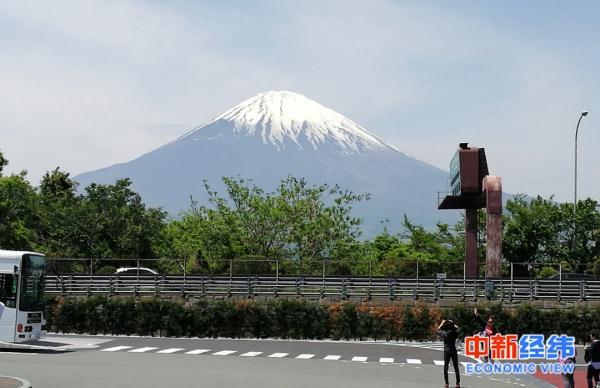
44 275 600 302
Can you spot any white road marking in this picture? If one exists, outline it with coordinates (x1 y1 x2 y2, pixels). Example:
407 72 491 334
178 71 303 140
433 360 445 366
212 350 237 356
324 355 341 360
129 347 158 353
379 357 394 363
156 348 184 354
240 352 263 357
407 359 422 364
461 362 470 367
351 356 368 362
100 346 132 352
296 354 315 359
268 353 289 358
185 349 211 355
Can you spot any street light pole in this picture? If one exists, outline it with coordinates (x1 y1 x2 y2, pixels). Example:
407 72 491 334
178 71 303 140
573 111 589 254
574 111 589 214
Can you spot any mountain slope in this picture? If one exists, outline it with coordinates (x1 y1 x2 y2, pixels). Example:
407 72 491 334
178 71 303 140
75 91 458 233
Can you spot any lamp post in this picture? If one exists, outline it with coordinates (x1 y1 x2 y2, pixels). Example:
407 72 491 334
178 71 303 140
573 111 589 255
574 111 589 214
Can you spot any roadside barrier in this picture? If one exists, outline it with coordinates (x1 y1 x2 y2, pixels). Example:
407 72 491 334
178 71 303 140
44 275 597 302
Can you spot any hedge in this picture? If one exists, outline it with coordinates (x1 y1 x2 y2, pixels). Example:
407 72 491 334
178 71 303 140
44 296 600 343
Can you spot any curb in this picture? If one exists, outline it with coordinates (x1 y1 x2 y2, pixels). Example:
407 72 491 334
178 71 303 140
0 375 32 388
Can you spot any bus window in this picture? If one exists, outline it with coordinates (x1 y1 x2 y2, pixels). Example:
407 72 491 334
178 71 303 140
19 255 46 312
0 274 17 308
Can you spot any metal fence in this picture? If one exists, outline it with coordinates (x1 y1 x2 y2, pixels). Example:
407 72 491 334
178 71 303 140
44 258 600 302
44 274 600 302
46 258 599 280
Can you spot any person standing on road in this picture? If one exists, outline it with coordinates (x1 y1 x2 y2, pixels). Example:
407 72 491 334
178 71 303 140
436 319 461 388
561 348 577 388
585 331 600 388
474 308 496 363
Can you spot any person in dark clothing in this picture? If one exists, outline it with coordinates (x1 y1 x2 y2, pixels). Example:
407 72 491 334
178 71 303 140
561 348 576 388
585 331 600 388
436 319 460 388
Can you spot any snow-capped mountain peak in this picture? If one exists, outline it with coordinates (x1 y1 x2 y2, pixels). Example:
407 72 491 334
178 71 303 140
185 91 401 154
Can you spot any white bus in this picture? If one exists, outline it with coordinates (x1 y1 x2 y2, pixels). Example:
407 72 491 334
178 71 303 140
0 250 46 343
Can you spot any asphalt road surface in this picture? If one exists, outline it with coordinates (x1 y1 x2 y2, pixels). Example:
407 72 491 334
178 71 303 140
0 336 554 388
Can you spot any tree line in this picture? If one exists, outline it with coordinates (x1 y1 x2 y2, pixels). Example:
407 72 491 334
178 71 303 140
1 149 599 276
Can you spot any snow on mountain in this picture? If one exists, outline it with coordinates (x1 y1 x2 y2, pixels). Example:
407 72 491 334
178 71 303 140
174 91 403 154
75 91 458 233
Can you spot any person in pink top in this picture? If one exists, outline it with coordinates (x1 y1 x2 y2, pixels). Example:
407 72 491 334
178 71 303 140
474 308 496 363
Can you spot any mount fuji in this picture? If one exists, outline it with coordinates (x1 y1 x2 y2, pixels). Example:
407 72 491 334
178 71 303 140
75 91 458 233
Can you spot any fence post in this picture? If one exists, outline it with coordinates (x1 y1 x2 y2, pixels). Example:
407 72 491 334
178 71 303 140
558 262 562 302
183 260 187 293
416 260 419 283
154 275 159 297
416 260 420 296
136 258 140 289
369 258 372 288
276 259 279 285
463 261 466 291
510 263 514 302
90 258 94 293
322 259 326 287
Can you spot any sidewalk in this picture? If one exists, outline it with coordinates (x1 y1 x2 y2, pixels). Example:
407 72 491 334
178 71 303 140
0 376 31 388
535 365 588 387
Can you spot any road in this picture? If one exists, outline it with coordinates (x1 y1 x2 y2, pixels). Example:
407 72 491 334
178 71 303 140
0 335 554 388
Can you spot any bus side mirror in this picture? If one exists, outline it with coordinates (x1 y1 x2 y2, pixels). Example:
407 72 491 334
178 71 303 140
14 265 20 275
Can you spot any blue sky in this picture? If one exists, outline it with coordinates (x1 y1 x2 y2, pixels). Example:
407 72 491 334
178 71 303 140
1 0 598 202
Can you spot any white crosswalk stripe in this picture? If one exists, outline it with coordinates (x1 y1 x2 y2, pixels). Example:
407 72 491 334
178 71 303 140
156 348 184 354
296 354 315 359
185 349 211 355
240 352 263 357
129 347 158 353
212 350 237 356
268 353 289 358
98 344 445 366
100 346 132 352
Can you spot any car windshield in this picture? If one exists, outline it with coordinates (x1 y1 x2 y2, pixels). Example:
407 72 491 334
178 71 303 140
19 254 46 312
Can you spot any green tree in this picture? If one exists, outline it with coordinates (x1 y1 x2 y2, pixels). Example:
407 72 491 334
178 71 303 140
71 179 167 260
0 150 7 176
275 176 367 264
370 217 464 277
161 176 368 274
503 195 600 275
36 168 80 257
0 173 39 250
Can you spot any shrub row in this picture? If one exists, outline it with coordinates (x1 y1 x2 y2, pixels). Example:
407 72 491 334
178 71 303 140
44 296 600 343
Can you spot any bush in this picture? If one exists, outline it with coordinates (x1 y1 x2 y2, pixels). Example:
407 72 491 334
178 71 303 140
44 297 599 343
